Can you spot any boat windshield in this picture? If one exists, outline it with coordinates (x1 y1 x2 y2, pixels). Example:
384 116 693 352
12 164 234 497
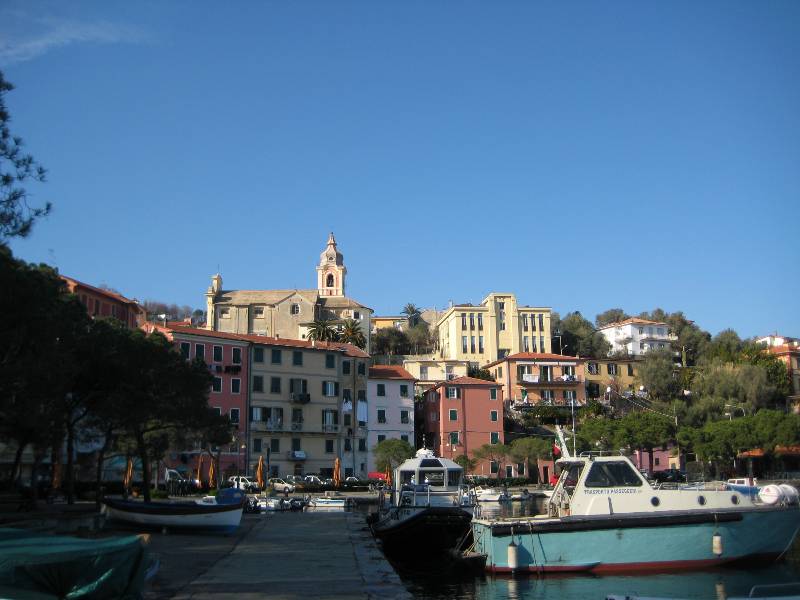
447 469 462 487
420 470 445 487
400 470 415 485
561 462 585 494
584 461 643 487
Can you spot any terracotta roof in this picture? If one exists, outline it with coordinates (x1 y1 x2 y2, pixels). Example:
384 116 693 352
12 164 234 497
61 275 143 309
149 322 370 357
484 353 583 368
768 344 800 355
737 445 800 458
431 376 498 388
597 317 668 330
369 366 416 380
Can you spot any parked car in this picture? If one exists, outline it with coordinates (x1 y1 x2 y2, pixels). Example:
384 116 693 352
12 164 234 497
345 476 361 483
228 476 260 492
652 468 686 483
268 477 295 493
303 475 322 486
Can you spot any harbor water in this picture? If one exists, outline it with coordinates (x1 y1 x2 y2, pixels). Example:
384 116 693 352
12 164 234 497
368 498 800 600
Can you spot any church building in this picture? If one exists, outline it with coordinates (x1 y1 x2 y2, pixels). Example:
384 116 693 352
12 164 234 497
205 234 372 352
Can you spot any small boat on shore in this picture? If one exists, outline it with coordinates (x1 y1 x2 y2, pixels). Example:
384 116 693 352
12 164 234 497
103 488 245 533
474 486 509 502
472 452 800 574
368 449 476 556
306 493 348 509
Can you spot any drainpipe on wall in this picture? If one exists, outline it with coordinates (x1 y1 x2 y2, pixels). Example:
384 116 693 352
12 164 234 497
245 341 252 477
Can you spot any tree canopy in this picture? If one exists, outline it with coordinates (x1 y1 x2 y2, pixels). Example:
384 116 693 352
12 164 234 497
372 438 414 471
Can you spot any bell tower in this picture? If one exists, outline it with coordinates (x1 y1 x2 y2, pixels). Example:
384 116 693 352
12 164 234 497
316 232 346 297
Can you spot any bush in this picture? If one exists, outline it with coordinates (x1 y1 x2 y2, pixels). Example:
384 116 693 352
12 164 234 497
151 489 169 499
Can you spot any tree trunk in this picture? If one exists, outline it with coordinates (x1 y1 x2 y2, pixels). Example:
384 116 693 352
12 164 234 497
66 424 75 504
136 432 152 502
94 430 112 510
10 441 26 489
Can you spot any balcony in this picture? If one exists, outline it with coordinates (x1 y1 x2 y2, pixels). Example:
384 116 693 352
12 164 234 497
290 422 303 431
290 393 311 404
518 375 582 386
287 450 307 460
251 420 284 432
322 424 339 433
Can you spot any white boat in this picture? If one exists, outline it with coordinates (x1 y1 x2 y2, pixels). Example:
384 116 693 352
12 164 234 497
474 486 509 502
367 448 476 556
103 488 245 532
472 451 800 574
258 497 289 511
306 493 348 508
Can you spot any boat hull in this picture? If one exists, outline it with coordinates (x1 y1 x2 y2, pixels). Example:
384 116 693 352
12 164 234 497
103 498 243 532
371 506 473 556
473 507 800 573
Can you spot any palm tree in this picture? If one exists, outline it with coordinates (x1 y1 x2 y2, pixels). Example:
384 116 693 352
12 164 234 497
339 318 366 349
306 319 338 342
401 303 421 328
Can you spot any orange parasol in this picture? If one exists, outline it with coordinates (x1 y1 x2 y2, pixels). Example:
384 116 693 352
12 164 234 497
208 458 215 489
384 464 392 488
256 455 264 490
333 457 341 488
123 457 134 491
196 454 204 485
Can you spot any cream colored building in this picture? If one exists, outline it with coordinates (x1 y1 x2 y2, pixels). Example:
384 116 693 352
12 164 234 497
436 293 551 365
205 234 372 352
402 357 470 394
248 337 370 479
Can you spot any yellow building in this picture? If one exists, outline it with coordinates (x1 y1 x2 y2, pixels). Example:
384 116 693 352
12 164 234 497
371 316 406 333
436 293 551 365
584 357 643 402
401 357 470 394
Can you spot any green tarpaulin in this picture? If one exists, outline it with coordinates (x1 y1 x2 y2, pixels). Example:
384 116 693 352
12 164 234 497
0 527 151 599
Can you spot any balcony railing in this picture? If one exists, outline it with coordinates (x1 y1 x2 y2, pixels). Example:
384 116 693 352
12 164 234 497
290 393 311 404
518 375 582 385
251 420 284 431
287 450 307 460
322 424 339 433
291 422 303 431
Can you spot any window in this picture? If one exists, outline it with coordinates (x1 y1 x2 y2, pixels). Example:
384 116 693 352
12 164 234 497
479 336 484 353
232 347 242 365
291 408 303 424
400 384 409 398
377 384 386 396
322 381 338 397
212 406 221 416
358 439 366 452
648 327 654 336
430 411 438 422
490 388 498 400
195 344 205 361
377 409 386 423
532 337 537 352
540 366 552 382
378 434 386 443
449 409 458 421
326 274 334 287
491 432 500 444
657 327 665 336
607 364 618 376
291 438 301 451
354 311 360 320
420 366 429 380
357 362 365 375
490 410 498 422
469 313 475 329
271 438 281 453
401 435 409 443
539 314 544 331
446 387 458 399
213 345 223 362
523 336 529 352
584 461 643 487
231 378 241 394
342 360 351 375
230 408 240 423
219 307 230 319
462 336 468 353
325 440 334 453
541 389 554 403
470 336 476 353
270 377 281 393
291 304 300 315
253 376 264 392
253 438 262 452
254 347 264 363
400 410 409 424
540 336 545 352
588 362 599 375
498 301 505 310
180 342 190 359
326 354 335 369
638 327 644 335
564 390 576 403
254 306 264 317
627 364 634 376
461 313 467 329
212 377 221 393
344 438 352 451
293 350 303 366
449 431 459 445
654 457 660 466
344 414 351 426
478 314 483 329
271 349 281 364
498 366 503 378
523 314 529 331
490 461 499 474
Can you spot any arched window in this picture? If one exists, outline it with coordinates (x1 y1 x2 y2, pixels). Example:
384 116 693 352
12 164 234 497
290 304 300 315
326 274 334 288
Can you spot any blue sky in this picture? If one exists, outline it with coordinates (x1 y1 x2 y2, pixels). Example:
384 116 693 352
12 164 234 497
4 1 799 338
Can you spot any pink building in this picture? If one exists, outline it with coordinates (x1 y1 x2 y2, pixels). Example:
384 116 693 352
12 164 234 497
423 376 504 477
143 323 250 480
62 275 145 330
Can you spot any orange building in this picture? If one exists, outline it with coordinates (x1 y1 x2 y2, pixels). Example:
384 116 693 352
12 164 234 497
61 275 145 330
486 352 587 409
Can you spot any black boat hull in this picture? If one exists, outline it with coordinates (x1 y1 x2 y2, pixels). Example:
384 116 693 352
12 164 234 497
370 506 473 555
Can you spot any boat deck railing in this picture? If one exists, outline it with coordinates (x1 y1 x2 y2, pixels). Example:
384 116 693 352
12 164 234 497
397 483 475 508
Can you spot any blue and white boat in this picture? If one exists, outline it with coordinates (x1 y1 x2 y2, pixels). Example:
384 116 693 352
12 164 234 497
472 452 800 574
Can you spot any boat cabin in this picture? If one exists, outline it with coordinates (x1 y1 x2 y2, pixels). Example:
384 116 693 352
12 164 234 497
549 453 750 518
391 448 470 507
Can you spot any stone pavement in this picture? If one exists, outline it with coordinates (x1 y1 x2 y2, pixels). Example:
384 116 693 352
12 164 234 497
144 511 410 600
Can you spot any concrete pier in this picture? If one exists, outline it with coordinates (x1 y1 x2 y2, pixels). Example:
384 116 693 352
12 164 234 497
144 511 410 600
